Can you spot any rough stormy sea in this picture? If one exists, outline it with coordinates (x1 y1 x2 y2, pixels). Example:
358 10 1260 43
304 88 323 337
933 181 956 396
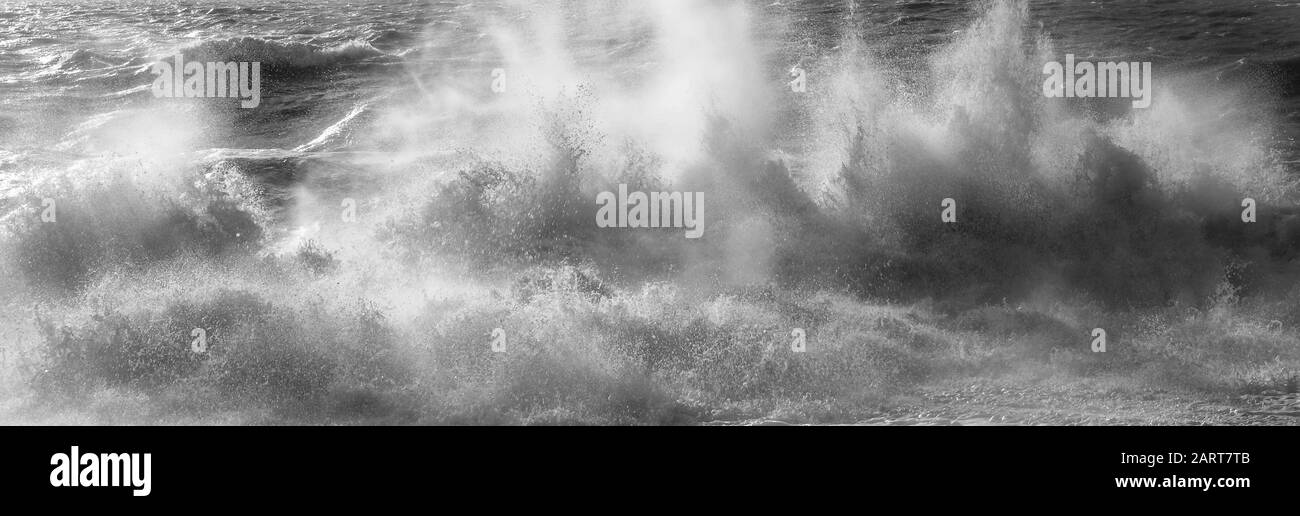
2 0 1300 425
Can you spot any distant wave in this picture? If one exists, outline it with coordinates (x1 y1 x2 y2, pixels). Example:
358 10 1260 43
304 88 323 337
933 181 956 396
174 37 395 69
51 49 121 71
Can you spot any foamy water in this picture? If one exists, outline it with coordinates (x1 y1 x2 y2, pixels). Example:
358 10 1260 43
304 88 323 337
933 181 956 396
2 0 1299 425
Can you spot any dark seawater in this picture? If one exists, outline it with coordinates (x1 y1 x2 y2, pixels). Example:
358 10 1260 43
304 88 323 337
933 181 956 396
2 0 1299 424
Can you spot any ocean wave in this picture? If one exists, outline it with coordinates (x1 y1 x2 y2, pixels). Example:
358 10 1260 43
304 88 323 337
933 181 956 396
174 37 395 69
294 103 378 152
4 0 1300 425
19 50 133 83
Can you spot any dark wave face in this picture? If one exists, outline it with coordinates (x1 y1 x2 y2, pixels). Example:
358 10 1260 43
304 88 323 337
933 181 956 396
2 0 1299 425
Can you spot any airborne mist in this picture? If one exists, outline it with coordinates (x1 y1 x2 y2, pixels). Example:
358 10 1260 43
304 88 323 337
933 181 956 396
1 0 1298 425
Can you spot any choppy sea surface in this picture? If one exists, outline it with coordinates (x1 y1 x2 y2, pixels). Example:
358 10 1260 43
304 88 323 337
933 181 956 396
2 0 1300 424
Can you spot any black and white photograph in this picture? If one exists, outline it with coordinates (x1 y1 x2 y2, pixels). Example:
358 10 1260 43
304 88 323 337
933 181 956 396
0 0 1296 501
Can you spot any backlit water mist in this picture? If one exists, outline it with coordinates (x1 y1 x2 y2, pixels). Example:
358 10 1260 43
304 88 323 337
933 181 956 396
2 0 1299 425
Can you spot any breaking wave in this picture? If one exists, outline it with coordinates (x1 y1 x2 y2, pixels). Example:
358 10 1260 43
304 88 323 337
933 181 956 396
2 0 1298 424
